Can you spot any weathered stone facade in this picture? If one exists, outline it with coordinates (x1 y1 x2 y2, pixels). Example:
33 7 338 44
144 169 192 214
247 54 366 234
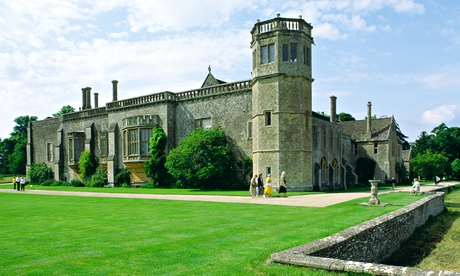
27 15 406 190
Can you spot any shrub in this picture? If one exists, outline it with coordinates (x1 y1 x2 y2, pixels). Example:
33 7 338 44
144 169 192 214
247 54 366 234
70 179 85 187
78 151 98 181
50 180 65 186
141 182 154 188
27 162 54 184
87 167 108 187
115 168 131 187
41 179 54 186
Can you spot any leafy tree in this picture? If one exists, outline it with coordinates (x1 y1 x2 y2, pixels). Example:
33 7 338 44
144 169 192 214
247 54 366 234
8 139 27 174
53 105 75 117
11 115 37 140
27 162 54 183
78 151 98 181
410 150 449 180
338 112 355 121
412 131 435 157
395 161 409 184
165 126 238 190
451 158 460 179
0 138 15 174
143 126 170 187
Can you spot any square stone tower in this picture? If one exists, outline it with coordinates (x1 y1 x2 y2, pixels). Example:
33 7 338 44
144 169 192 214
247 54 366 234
251 14 314 190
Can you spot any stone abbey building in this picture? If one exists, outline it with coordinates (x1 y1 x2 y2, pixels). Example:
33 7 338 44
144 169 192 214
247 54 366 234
27 15 406 191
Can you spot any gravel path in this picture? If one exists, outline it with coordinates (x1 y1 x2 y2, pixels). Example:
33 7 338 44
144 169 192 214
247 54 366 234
0 183 457 207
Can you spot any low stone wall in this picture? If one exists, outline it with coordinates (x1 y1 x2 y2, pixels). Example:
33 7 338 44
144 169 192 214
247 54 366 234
270 192 460 275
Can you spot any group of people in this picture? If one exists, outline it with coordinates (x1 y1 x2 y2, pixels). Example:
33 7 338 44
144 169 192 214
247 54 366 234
12 176 27 191
434 176 445 185
249 171 287 198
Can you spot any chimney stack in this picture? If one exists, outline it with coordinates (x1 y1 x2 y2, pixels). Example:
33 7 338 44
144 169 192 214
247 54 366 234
81 88 86 110
367 101 372 135
94 92 99 108
86 87 92 109
112 80 118 101
330 95 337 122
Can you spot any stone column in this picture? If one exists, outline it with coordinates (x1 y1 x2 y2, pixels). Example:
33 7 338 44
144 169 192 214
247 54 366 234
368 180 380 205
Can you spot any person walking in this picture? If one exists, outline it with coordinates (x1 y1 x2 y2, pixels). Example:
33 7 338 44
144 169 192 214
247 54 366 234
410 178 420 196
12 177 17 190
390 177 396 190
249 174 258 198
20 177 26 191
276 171 287 197
257 173 263 197
263 174 272 198
16 176 21 191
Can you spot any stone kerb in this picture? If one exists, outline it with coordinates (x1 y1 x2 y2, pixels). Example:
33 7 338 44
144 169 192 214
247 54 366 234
269 192 459 275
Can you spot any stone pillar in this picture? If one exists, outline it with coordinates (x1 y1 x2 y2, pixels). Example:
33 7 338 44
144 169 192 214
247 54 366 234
81 88 86 110
368 180 380 205
86 87 92 109
112 80 118 101
94 92 99 108
330 95 337 122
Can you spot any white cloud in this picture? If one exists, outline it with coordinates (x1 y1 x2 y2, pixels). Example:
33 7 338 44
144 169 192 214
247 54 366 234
422 105 459 125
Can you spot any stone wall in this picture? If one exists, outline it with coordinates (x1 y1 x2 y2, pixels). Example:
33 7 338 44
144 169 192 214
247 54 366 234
269 192 458 275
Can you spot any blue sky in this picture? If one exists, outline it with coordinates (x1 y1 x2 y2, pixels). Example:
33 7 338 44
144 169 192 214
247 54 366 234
1 0 459 142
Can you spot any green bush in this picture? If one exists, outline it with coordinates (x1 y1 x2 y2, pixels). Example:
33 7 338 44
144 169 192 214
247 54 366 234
141 182 153 188
27 162 54 184
41 179 54 186
50 180 65 186
115 168 131 187
78 151 98 181
87 167 108 187
70 180 85 187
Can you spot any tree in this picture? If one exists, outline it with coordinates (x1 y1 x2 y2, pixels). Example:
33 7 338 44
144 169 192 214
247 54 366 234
11 115 37 139
451 158 460 179
412 131 435 157
143 126 170 187
410 150 449 180
53 105 75 117
78 151 98 181
28 162 54 183
338 112 355 121
165 126 238 190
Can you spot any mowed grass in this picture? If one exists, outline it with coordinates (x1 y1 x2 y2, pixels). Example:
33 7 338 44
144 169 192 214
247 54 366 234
0 192 425 275
387 186 460 272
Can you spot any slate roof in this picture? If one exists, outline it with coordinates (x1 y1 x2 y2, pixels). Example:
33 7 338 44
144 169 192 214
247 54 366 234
339 117 393 142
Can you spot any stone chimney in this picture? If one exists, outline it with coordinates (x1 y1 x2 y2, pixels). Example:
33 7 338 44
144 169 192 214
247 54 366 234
86 87 92 109
112 80 118 101
94 92 99 108
330 95 337 122
367 101 372 136
81 88 86 110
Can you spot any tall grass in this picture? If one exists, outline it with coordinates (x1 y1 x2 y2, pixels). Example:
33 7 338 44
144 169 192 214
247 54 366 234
0 192 424 275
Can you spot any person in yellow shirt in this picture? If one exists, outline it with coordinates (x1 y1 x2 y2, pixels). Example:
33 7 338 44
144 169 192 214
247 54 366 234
264 174 272 198
12 177 16 190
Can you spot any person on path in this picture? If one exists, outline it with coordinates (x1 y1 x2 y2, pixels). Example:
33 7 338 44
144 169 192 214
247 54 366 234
257 173 263 197
16 176 21 191
263 174 272 198
249 175 258 198
410 178 420 196
12 177 17 190
276 171 287 197
20 177 26 191
390 177 396 190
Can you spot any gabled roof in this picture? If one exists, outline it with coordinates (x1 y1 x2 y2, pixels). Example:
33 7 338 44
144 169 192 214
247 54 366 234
339 117 394 142
201 65 226 88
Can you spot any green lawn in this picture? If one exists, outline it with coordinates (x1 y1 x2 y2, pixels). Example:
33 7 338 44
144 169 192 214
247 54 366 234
0 191 425 275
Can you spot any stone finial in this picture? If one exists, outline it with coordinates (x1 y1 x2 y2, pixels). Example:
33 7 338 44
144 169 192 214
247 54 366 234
277 13 281 17
208 65 211 72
